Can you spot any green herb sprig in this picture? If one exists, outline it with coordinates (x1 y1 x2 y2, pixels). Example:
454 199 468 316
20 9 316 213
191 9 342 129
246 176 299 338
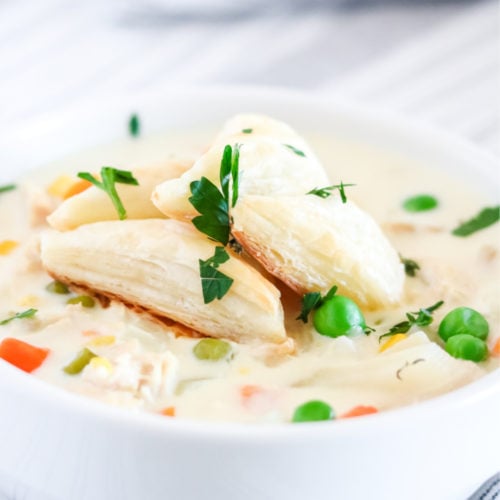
129 114 140 137
452 206 499 237
379 300 444 342
400 254 420 277
0 184 16 195
189 144 240 246
307 182 355 203
0 308 38 326
189 144 241 303
199 247 234 304
284 144 306 157
77 167 139 220
296 291 323 323
242 128 253 134
297 286 338 324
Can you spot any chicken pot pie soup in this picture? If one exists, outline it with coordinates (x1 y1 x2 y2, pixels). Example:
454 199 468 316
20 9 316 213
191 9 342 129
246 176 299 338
0 114 498 424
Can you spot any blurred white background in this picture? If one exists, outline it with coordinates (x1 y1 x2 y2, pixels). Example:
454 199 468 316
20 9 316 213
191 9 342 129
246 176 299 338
0 0 498 155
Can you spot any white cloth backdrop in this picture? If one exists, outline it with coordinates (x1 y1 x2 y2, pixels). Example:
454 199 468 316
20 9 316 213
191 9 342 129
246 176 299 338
0 0 498 155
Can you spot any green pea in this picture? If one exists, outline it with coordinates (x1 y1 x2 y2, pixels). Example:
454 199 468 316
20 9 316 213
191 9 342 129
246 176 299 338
63 348 96 375
67 295 95 308
438 307 489 342
292 400 335 423
313 295 366 338
193 338 231 361
445 334 488 362
45 280 70 294
403 194 438 212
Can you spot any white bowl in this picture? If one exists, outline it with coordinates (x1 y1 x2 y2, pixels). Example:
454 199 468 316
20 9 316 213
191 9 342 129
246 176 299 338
0 87 499 500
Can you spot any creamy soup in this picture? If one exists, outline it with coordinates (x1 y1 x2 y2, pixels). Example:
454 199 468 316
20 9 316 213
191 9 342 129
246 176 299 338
0 117 498 423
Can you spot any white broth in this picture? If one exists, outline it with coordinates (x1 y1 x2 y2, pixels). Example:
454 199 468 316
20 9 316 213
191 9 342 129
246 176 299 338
0 124 498 423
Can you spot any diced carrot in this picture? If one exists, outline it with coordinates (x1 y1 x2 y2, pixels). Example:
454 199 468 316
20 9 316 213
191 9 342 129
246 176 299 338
240 384 262 399
492 338 500 357
379 333 407 353
160 406 176 417
0 240 19 256
341 405 378 419
0 338 49 373
47 175 92 199
47 175 74 198
62 179 92 199
82 330 99 337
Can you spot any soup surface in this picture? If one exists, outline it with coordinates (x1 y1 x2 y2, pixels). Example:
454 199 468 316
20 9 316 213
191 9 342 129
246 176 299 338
0 121 498 423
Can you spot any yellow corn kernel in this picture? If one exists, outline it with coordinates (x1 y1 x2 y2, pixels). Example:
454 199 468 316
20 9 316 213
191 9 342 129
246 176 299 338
86 335 116 347
0 240 19 256
379 333 408 353
238 366 250 375
18 295 39 307
89 356 113 372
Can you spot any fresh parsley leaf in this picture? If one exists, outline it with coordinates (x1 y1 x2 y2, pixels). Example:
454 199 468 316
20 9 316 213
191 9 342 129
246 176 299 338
284 144 306 157
230 144 240 208
129 114 140 137
189 144 241 245
307 182 355 203
379 300 444 341
190 177 230 245
400 255 420 277
219 145 232 203
324 285 338 301
189 145 241 302
199 247 234 303
452 206 499 237
78 167 139 221
296 285 339 323
0 308 38 326
296 292 322 323
0 184 16 194
203 246 230 267
242 128 253 134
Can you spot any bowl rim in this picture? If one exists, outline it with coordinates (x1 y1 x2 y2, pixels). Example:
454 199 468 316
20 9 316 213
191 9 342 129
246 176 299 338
1 84 499 442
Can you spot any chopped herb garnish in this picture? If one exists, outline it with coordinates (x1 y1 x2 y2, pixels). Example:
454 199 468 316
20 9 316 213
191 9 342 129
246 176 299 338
400 254 420 277
307 182 355 203
379 301 444 342
199 247 234 304
296 292 323 323
78 167 139 220
189 144 241 302
452 206 499 237
0 184 16 194
403 194 438 212
129 114 140 137
189 144 240 246
283 144 306 157
242 128 253 134
396 358 425 380
0 308 38 326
